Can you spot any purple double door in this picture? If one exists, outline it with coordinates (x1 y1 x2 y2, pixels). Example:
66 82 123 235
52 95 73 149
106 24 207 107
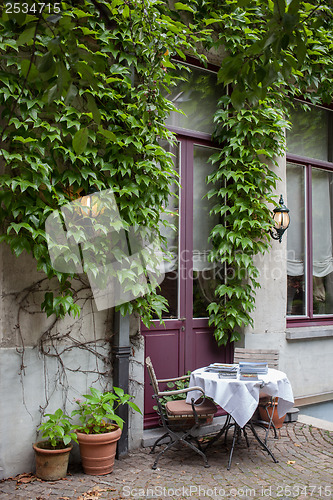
142 135 233 428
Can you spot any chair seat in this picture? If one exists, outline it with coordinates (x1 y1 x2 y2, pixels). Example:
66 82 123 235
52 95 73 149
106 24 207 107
166 398 217 418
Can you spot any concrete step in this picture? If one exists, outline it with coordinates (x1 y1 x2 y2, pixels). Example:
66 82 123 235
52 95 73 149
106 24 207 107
284 407 300 423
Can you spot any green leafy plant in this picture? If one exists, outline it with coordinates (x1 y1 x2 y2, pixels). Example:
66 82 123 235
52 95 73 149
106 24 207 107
37 408 78 449
0 0 205 327
181 0 333 345
72 386 141 434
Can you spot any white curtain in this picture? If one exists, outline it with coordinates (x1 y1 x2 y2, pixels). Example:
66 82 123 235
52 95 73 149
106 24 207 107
312 169 333 277
287 165 305 276
287 165 333 278
159 204 178 273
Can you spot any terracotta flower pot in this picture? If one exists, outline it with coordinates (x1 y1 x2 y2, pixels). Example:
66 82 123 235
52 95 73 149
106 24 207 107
258 401 286 429
76 426 122 475
33 441 72 481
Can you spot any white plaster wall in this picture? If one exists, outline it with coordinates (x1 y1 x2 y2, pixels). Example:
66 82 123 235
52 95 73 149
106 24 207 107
0 247 113 348
0 246 115 479
243 152 288 339
0 244 147 478
242 330 333 399
0 345 110 479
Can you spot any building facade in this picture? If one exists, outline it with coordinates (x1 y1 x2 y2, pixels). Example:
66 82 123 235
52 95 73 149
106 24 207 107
1 53 333 479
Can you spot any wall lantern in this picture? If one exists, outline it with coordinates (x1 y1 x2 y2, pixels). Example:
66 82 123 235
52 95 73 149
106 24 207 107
270 194 290 243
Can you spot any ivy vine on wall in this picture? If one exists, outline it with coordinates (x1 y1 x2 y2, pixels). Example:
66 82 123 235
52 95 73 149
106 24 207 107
1 0 333 347
0 0 205 327
185 0 333 345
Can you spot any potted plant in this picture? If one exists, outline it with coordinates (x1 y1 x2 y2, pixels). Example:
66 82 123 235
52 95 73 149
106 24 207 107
33 408 78 481
72 386 141 475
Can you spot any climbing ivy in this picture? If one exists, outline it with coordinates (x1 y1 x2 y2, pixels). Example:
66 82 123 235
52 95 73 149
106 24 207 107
173 0 333 345
1 0 333 345
0 0 205 325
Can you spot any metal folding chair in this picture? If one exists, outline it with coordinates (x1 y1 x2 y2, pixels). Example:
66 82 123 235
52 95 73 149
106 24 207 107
145 356 217 470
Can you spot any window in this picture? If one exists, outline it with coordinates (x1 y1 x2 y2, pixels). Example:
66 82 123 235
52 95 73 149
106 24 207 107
286 101 333 324
165 63 224 135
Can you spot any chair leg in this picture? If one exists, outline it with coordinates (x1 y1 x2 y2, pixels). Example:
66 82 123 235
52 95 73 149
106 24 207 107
192 436 204 452
204 414 231 452
254 397 279 443
254 419 278 442
150 432 171 454
179 436 210 468
152 438 178 470
151 426 210 470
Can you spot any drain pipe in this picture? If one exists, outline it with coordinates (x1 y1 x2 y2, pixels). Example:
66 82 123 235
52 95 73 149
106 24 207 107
112 311 131 458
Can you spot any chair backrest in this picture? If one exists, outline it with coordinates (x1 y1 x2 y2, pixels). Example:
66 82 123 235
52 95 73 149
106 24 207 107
146 356 159 395
233 348 279 369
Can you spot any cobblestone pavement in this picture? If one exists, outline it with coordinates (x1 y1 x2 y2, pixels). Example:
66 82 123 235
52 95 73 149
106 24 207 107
1 422 332 500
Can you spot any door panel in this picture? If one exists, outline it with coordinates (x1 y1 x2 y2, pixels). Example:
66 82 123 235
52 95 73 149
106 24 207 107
143 325 184 428
192 323 232 369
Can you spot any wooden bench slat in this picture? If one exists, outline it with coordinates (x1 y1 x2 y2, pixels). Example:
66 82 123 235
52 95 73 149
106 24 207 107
233 348 279 369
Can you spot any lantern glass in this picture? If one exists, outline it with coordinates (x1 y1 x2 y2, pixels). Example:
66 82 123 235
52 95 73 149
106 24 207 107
273 211 290 230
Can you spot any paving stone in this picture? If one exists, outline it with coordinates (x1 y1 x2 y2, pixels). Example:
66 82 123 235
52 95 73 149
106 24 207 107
0 422 332 499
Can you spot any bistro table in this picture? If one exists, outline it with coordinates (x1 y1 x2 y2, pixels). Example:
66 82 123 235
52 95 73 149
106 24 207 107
186 365 294 469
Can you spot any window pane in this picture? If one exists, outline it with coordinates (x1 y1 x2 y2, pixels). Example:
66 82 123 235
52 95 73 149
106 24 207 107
312 168 333 315
155 142 179 319
165 65 224 134
287 163 306 315
286 102 331 161
192 145 222 318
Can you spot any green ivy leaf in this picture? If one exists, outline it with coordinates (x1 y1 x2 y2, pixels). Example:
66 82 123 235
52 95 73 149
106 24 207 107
20 59 39 81
72 128 88 155
38 51 54 73
17 27 35 46
174 2 195 12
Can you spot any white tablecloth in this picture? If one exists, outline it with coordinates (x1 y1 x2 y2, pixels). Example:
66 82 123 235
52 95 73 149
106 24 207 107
186 367 294 428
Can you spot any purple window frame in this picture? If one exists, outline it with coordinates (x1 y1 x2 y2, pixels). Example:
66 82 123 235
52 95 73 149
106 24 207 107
286 153 333 328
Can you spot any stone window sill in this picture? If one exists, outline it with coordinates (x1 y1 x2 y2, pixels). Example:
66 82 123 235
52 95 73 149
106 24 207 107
286 327 333 341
